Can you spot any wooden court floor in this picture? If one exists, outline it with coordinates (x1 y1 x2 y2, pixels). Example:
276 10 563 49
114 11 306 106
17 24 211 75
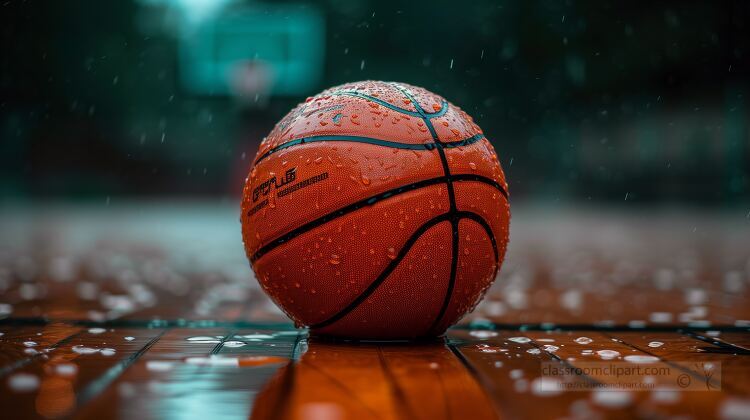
0 205 748 419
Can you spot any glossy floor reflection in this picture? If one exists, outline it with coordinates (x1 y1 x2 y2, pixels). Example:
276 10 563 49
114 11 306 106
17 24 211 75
2 323 750 418
251 338 496 420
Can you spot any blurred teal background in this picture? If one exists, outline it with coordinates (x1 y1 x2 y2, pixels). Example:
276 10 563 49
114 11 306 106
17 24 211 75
1 0 748 205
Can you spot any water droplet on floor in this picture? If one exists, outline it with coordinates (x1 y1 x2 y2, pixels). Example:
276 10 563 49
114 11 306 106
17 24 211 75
531 377 563 397
648 341 664 348
469 330 498 338
624 355 659 363
575 337 593 345
186 336 221 344
184 355 286 367
651 388 681 404
146 361 175 372
718 398 750 419
8 373 39 392
649 312 672 323
71 345 99 355
592 390 633 408
54 363 78 377
596 350 621 360
241 334 274 340
508 337 531 343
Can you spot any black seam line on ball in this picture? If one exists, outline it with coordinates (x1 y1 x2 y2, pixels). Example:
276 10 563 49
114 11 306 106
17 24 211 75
389 83 456 206
250 176 448 262
428 213 500 334
310 211 496 330
389 82 460 334
310 213 452 329
457 213 500 266
249 174 507 263
253 133 485 165
451 174 508 199
428 218 460 333
330 90 449 118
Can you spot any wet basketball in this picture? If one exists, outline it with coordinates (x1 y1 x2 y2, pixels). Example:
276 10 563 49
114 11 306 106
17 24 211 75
241 81 509 339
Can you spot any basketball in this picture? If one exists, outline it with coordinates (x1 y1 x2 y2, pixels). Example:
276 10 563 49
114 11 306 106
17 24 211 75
241 81 509 339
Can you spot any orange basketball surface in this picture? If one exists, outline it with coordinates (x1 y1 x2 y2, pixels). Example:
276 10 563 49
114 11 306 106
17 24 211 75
241 81 510 338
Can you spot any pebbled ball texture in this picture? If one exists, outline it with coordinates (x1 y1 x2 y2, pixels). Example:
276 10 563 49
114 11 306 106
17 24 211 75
241 81 509 339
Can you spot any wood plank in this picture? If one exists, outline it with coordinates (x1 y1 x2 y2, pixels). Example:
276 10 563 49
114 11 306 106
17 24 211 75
447 329 596 419
611 331 750 395
0 327 164 419
0 323 81 374
74 329 297 420
250 338 498 420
